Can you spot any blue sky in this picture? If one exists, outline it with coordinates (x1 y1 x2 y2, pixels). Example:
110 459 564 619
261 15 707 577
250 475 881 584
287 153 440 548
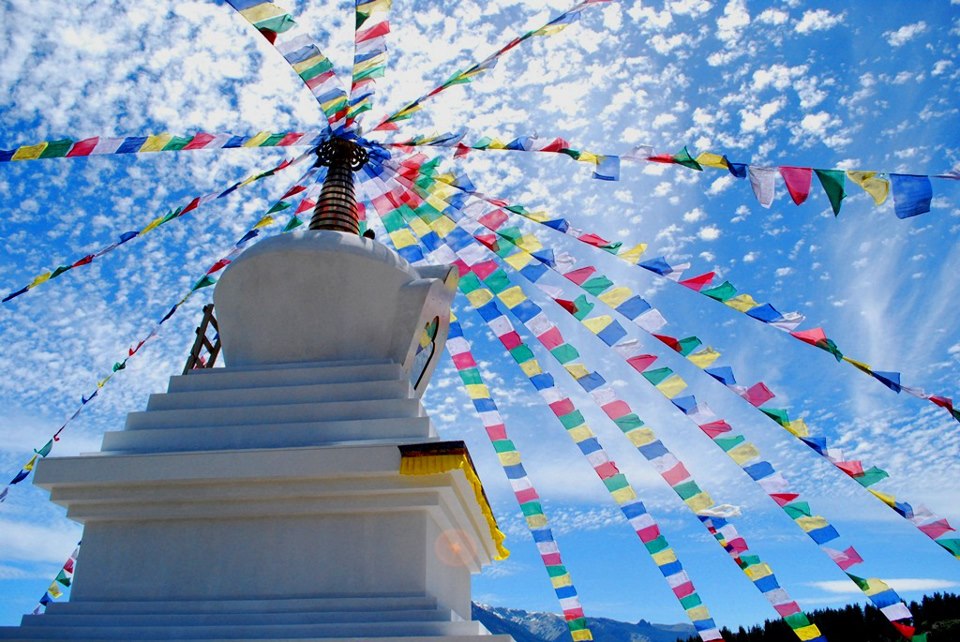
0 0 958 634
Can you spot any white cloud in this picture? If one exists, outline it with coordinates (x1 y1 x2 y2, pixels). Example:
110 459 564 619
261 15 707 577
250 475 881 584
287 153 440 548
716 0 750 47
809 578 959 595
885 21 928 47
698 224 721 240
740 97 785 133
683 207 706 222
795 9 845 34
757 8 789 25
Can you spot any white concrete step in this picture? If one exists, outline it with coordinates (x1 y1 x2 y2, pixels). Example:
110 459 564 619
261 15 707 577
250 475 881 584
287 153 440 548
21 608 457 627
147 379 413 412
125 398 424 431
169 362 405 394
8 618 489 639
44 596 439 615
102 417 434 453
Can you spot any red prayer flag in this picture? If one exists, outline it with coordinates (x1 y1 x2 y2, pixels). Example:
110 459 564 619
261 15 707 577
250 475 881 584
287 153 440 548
182 132 215 150
66 137 98 157
679 272 715 291
779 166 814 205
564 267 597 285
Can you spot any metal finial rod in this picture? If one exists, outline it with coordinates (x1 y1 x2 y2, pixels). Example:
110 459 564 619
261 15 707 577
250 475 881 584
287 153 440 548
309 138 369 235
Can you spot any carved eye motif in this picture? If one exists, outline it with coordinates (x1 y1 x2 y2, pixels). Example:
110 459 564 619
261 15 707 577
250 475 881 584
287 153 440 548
411 316 440 390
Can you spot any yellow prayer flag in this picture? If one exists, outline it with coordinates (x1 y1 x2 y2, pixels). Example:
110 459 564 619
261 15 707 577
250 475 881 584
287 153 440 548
626 427 656 447
464 383 490 399
430 216 456 237
619 243 648 264
610 485 637 504
526 513 548 529
498 451 522 467
407 217 431 237
656 375 688 398
498 286 527 308
842 355 873 374
466 289 494 307
47 582 63 599
795 625 824 641
253 215 275 229
688 347 721 368
863 577 891 596
728 442 760 465
550 573 573 589
868 488 897 507
524 210 550 223
240 3 285 22
425 194 450 212
505 251 533 271
846 170 889 205
28 272 52 289
583 315 614 334
598 286 634 308
571 630 593 642
652 548 678 566
696 152 729 169
292 53 328 74
242 131 271 148
796 516 829 532
516 234 543 253
23 455 38 471
725 293 759 312
567 425 594 442
519 359 543 377
577 151 600 164
353 52 387 74
744 562 773 581
684 492 714 513
389 229 418 249
785 419 809 438
564 364 591 380
140 214 167 235
141 134 172 152
12 142 48 161
686 606 711 621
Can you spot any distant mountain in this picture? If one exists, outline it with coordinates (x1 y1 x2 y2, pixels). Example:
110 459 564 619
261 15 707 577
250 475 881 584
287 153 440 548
472 603 695 642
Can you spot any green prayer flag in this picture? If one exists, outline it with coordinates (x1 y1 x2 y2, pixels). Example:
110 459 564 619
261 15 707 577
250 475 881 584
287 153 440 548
484 270 511 294
191 275 216 291
760 407 791 427
492 440 516 453
784 612 812 629
783 502 812 519
644 535 668 554
571 295 594 320
673 480 701 500
551 344 580 364
673 146 703 171
614 414 644 431
520 501 544 517
854 466 889 488
509 345 535 363
283 216 303 231
702 281 737 302
458 368 483 386
602 473 629 492
558 410 585 430
815 169 846 216
641 367 672 386
39 139 73 158
714 435 745 451
582 275 614 296
677 336 702 356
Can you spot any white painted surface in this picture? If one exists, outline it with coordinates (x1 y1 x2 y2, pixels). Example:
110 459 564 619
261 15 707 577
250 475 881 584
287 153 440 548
1 233 509 640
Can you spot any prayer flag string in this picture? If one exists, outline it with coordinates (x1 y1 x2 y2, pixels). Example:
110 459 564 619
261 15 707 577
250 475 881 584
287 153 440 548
1 148 315 304
414 164 960 425
224 1 348 128
388 134 955 218
346 0 392 131
363 161 726 642
0 130 324 163
0 167 323 504
366 0 610 134
366 156 929 642
29 543 80 616
427 175 960 560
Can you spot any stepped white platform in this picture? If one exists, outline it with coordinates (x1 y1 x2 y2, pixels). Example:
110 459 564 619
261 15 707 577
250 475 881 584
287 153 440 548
1 231 512 641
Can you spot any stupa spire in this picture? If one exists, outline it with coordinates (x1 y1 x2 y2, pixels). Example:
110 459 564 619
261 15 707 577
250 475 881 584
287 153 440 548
309 137 369 234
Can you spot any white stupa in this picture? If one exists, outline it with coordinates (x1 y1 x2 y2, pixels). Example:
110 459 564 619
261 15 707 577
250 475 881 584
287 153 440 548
0 138 514 642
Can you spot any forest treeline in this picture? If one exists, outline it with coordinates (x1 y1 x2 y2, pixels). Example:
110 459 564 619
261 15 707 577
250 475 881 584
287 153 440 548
677 593 960 642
